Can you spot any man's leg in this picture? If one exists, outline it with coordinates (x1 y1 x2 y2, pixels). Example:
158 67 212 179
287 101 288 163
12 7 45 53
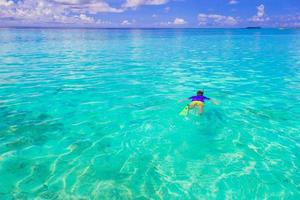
189 103 195 109
198 105 203 114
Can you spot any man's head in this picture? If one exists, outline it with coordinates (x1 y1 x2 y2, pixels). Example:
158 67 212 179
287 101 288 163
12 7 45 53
197 90 204 96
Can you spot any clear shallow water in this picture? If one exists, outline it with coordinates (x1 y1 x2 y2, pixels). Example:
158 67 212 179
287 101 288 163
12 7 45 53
0 28 300 199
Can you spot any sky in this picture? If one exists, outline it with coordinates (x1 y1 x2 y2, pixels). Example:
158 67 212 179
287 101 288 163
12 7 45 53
0 0 300 28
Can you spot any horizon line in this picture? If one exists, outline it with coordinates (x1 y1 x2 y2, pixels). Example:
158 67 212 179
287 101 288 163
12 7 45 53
1 26 299 30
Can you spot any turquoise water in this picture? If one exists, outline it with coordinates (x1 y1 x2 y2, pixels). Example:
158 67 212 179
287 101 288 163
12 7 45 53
0 28 300 199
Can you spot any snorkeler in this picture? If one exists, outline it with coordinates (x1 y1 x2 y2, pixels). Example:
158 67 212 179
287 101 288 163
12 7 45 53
179 90 219 116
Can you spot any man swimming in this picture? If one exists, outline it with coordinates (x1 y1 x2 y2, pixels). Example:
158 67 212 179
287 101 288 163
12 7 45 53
179 90 219 115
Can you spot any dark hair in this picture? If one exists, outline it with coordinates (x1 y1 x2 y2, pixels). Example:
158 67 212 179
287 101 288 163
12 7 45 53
197 90 204 95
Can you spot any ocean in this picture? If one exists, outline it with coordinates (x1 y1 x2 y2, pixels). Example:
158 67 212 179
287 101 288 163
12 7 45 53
0 28 300 199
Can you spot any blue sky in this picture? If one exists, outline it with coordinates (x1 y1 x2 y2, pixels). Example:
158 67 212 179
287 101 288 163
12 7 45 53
0 0 300 27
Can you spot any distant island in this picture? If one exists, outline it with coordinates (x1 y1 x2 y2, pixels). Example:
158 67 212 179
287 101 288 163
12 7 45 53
245 27 262 29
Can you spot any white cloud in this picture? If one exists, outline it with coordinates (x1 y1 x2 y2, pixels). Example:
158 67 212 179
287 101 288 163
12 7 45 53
121 20 131 25
229 0 238 5
257 4 265 17
121 19 136 25
0 0 121 26
0 0 14 7
173 18 186 25
53 0 87 4
160 17 187 26
146 0 168 5
198 13 238 26
249 4 270 22
122 0 169 9
79 14 94 23
72 2 123 14
281 15 300 27
292 22 300 27
0 0 66 22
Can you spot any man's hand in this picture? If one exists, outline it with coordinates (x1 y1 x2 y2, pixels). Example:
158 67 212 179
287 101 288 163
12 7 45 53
211 99 220 105
178 99 188 103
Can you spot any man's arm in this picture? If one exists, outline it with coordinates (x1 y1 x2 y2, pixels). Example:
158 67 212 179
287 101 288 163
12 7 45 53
205 96 219 105
178 98 190 103
210 99 220 105
178 97 192 103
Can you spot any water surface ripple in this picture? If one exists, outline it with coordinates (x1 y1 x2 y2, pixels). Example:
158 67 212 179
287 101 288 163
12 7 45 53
0 28 300 199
